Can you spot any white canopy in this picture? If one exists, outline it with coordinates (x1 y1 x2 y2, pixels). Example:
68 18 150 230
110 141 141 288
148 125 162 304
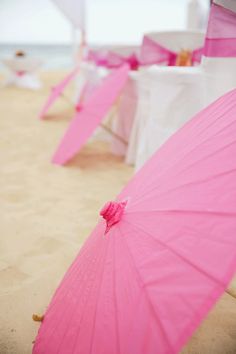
51 0 86 31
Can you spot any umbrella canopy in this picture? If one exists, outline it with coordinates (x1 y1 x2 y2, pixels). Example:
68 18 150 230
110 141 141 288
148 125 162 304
52 64 129 165
33 88 236 354
39 67 79 120
204 0 236 57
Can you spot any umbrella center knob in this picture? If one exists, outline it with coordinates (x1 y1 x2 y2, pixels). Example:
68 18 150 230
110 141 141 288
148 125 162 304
100 200 127 234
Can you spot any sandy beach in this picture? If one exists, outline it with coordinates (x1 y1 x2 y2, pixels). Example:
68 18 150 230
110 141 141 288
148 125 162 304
0 71 235 354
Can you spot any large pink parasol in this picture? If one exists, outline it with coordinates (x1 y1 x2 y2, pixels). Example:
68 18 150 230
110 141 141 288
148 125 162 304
204 0 236 57
52 64 129 165
39 67 79 119
33 88 236 354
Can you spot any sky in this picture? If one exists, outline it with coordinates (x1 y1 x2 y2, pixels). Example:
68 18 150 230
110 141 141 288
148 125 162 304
0 0 209 45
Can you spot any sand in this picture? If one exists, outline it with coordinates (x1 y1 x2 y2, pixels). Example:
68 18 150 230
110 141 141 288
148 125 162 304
0 71 235 354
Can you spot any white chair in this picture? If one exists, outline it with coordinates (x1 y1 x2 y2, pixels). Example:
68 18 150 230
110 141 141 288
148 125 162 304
146 30 205 54
133 66 204 170
127 30 205 167
130 1 236 170
125 70 152 164
2 56 43 90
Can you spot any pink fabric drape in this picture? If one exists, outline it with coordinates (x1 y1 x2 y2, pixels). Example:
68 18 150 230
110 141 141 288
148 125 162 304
204 3 236 57
52 0 86 31
87 49 139 70
140 36 203 66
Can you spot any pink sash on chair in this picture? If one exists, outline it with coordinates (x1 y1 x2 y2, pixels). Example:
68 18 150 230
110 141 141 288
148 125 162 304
105 52 139 70
87 50 140 70
140 35 203 66
204 2 236 57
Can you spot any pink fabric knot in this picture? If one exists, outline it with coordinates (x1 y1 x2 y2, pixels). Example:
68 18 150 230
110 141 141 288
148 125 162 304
16 71 25 77
126 54 140 70
75 103 83 112
100 200 127 234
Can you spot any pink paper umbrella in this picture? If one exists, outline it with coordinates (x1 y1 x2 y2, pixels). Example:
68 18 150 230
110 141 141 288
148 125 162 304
33 88 236 354
52 64 129 165
204 0 236 58
39 67 79 119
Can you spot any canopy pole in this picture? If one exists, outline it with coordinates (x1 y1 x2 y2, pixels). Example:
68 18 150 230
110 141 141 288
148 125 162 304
71 25 78 67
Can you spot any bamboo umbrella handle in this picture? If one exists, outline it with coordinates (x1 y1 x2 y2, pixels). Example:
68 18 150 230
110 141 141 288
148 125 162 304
59 92 128 145
226 287 236 299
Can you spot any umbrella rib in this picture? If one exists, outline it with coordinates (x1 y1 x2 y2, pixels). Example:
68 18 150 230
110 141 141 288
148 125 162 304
128 106 236 203
112 230 121 354
126 209 236 218
46 234 106 353
118 225 175 353
88 237 111 354
129 167 236 209
39 227 104 352
45 228 103 316
69 237 109 354
123 219 228 291
130 138 236 207
43 239 101 341
123 212 236 248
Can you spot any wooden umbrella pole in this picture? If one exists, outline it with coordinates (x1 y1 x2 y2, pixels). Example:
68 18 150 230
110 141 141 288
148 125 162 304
100 122 128 145
59 92 128 145
225 287 236 300
99 95 128 145
60 92 75 108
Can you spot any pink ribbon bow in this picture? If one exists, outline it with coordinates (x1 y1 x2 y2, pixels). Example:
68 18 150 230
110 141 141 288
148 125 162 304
140 36 203 66
87 50 140 70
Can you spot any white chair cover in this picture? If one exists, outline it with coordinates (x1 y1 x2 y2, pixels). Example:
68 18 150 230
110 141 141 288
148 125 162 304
111 74 138 156
146 30 205 53
2 57 43 90
133 67 204 170
127 30 205 167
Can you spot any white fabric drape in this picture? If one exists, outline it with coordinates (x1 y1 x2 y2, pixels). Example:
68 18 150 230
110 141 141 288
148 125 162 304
52 0 86 31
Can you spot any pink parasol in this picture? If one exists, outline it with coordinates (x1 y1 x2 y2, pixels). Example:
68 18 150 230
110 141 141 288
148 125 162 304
140 35 203 66
39 67 79 119
33 88 236 353
52 64 129 165
204 0 236 57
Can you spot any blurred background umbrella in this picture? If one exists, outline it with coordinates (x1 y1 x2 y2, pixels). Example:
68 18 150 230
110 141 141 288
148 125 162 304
52 64 129 165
